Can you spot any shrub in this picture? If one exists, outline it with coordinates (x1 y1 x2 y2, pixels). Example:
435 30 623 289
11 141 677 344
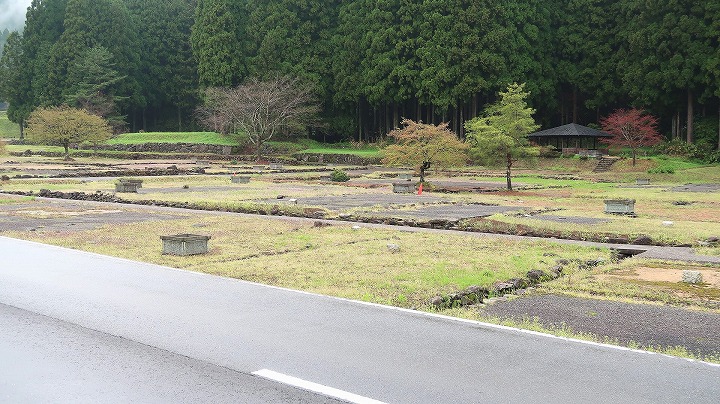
648 167 675 174
330 169 350 182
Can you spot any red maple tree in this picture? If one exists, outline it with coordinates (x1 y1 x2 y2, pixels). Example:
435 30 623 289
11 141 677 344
600 108 663 166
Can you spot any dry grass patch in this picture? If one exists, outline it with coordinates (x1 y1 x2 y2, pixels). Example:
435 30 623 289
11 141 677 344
5 214 610 309
540 259 720 310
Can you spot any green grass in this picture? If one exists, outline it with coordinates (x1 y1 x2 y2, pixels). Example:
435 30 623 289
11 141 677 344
4 211 610 308
0 111 21 138
107 131 237 146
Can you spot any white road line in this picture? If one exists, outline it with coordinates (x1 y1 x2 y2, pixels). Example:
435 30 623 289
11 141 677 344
252 369 387 404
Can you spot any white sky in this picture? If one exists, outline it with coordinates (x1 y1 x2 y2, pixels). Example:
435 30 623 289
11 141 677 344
0 0 34 31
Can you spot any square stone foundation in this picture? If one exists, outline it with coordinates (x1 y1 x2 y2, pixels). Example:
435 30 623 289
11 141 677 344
161 234 211 256
604 199 635 215
115 179 143 193
393 182 417 193
231 175 250 184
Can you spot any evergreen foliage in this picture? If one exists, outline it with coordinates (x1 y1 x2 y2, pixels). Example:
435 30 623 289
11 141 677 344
465 83 539 190
0 0 718 143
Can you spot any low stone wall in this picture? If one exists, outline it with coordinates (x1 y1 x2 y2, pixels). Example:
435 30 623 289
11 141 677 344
95 143 241 155
292 153 381 165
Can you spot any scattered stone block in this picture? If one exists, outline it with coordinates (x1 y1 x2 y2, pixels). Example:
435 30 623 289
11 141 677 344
681 270 703 284
392 182 416 193
604 199 635 215
397 173 412 181
269 163 284 170
636 178 650 185
387 243 400 253
253 165 266 172
161 234 211 256
231 175 250 184
115 178 143 193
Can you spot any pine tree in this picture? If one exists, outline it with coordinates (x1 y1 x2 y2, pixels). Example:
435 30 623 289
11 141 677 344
465 83 539 191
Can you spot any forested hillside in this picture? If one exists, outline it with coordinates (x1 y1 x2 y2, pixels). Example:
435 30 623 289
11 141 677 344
0 0 718 147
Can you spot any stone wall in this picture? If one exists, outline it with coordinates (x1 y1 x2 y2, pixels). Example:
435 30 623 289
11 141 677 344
292 153 381 165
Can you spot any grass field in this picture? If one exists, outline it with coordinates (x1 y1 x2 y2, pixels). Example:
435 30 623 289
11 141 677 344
107 131 237 145
0 111 21 138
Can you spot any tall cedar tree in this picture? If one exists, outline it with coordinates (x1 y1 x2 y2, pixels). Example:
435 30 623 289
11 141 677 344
25 106 112 158
465 83 539 191
382 118 468 183
600 108 662 166
191 0 247 87
0 32 32 139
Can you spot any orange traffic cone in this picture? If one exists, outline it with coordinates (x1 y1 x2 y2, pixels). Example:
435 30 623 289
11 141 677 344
417 182 423 195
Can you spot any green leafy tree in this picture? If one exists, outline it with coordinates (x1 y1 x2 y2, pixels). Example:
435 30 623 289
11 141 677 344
465 83 539 191
25 106 112 158
382 118 468 183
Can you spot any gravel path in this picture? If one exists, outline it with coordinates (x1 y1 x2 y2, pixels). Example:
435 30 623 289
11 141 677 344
479 294 720 358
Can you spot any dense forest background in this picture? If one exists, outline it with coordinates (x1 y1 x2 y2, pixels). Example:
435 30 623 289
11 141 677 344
0 0 718 147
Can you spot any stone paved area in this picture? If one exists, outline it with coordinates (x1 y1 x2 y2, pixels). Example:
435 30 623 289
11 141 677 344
0 199 185 232
367 204 522 221
479 294 720 357
263 193 445 210
669 183 720 192
531 215 610 225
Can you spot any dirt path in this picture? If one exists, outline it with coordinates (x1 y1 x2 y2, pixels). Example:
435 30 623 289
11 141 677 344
479 294 720 358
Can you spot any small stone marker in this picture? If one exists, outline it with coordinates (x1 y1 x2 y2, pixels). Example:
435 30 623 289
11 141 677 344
397 173 412 181
253 165 265 173
604 199 635 215
681 270 703 284
662 221 674 226
115 178 143 193
288 198 297 204
386 243 400 253
231 175 250 184
351 225 361 230
269 163 284 170
392 182 416 193
636 178 650 185
161 234 211 256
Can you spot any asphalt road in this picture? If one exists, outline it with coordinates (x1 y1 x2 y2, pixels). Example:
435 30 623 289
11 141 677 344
1 236 719 403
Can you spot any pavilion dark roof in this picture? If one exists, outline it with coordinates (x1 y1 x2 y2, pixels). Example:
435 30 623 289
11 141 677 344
528 123 611 138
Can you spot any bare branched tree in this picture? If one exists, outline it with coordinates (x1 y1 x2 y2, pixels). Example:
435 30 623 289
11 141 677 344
196 76 321 161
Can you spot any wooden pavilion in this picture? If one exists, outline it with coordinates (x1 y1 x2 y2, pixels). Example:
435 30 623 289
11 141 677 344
527 123 612 156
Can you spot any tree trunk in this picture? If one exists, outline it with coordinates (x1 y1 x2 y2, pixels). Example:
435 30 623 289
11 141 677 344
632 148 636 166
506 153 512 191
18 118 24 141
687 89 694 143
717 104 720 150
419 161 430 183
393 103 399 129
572 86 578 123
63 143 70 160
256 142 263 163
